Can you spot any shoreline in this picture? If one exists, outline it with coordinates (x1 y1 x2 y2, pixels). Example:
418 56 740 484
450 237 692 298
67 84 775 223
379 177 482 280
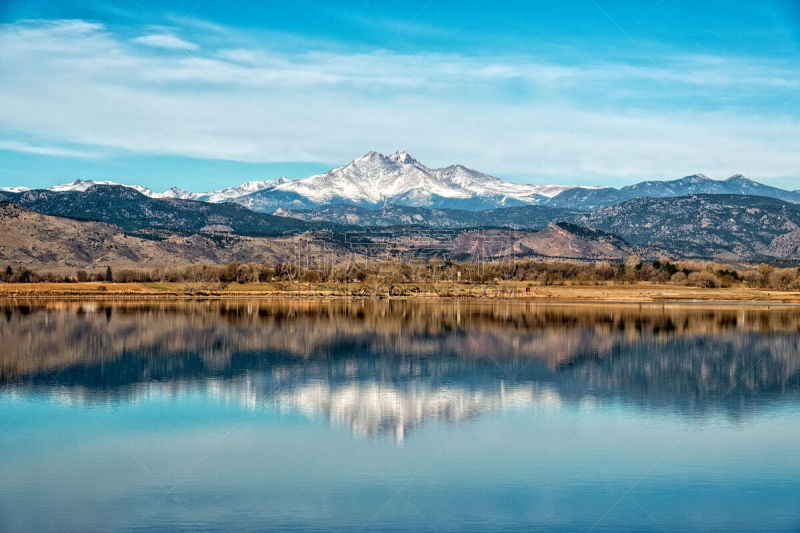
1 282 800 304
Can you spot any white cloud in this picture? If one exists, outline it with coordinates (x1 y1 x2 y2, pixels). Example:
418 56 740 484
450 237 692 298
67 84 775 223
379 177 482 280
132 33 198 51
0 19 799 184
0 140 97 158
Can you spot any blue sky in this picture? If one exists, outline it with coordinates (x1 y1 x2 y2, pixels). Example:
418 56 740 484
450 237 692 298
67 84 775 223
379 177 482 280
1 0 799 191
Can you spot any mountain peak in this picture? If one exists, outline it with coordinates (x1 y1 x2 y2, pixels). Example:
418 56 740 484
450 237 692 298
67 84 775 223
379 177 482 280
48 178 133 193
682 173 710 181
85 183 147 199
356 151 385 162
388 149 417 165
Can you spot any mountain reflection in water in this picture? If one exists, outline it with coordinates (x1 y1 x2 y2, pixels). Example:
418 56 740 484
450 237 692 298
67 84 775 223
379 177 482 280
1 300 799 439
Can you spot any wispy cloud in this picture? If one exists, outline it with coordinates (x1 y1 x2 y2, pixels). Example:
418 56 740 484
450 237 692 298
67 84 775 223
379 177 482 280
132 33 198 51
0 18 798 182
0 139 98 158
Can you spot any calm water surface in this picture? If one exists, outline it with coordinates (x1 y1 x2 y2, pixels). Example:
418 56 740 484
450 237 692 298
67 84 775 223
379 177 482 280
0 300 799 532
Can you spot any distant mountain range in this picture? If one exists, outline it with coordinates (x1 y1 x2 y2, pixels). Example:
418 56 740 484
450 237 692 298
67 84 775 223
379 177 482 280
0 151 583 211
275 203 580 229
230 150 589 211
0 202 350 269
2 150 800 266
7 150 796 213
574 194 800 262
546 173 800 210
0 185 316 236
2 184 800 264
281 195 800 262
0 200 637 269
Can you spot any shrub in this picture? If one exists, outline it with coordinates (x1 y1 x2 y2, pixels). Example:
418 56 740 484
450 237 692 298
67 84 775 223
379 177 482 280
687 271 720 288
220 262 243 282
637 263 656 281
115 269 149 283
624 255 641 271
594 261 616 280
653 259 679 276
758 264 773 287
768 268 800 291
670 271 687 285
741 269 760 287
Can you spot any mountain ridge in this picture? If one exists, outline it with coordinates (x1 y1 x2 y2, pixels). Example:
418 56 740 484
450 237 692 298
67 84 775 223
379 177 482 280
0 184 320 236
0 201 353 269
546 173 800 209
3 151 797 212
233 150 583 212
0 201 639 270
4 185 800 262
280 194 800 262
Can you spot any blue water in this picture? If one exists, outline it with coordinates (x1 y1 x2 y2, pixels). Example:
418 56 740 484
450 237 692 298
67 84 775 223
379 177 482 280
0 301 798 532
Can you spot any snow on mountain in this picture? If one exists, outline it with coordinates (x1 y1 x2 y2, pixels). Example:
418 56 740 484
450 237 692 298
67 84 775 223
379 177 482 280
431 164 573 200
269 151 466 205
2 152 600 211
47 179 154 196
38 178 289 203
546 172 800 210
151 187 205 200
46 179 115 192
233 150 592 211
201 178 290 202
7 152 790 214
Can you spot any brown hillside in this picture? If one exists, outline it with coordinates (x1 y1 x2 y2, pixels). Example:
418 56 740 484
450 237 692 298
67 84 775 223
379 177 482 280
0 202 348 270
512 222 631 259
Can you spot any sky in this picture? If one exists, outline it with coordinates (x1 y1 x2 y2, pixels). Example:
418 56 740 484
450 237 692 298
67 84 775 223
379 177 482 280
1 0 799 191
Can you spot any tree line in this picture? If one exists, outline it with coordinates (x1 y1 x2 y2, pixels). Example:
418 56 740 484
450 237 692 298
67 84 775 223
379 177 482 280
3 257 800 290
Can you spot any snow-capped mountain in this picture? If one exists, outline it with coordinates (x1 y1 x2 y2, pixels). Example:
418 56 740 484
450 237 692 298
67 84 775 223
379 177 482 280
44 179 155 196
232 150 595 212
200 178 291 203
1 179 158 196
546 173 800 210
4 151 797 213
6 178 287 203
6 152 584 212
153 186 205 200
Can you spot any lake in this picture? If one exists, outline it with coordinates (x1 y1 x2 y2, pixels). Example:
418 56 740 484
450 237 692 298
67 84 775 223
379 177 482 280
1 300 798 532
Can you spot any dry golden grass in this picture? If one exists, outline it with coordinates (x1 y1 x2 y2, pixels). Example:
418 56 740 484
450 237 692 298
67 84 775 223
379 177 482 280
1 281 800 302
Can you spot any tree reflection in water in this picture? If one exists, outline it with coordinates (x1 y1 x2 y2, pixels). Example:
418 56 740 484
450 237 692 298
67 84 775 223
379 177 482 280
1 300 798 438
